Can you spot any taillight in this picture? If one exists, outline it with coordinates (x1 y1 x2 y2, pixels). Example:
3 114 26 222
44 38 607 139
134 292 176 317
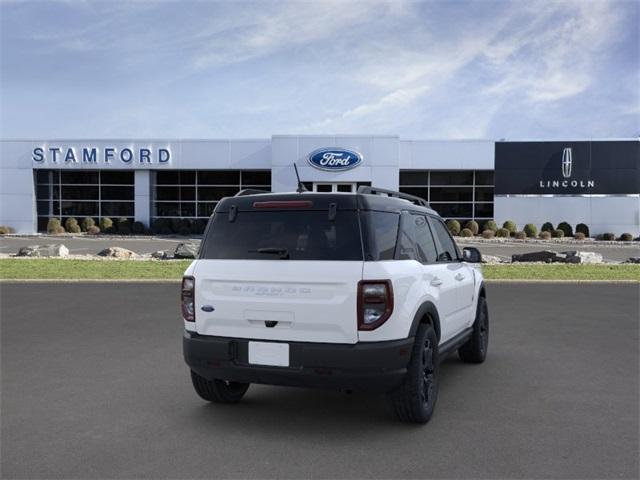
357 280 393 330
181 276 195 322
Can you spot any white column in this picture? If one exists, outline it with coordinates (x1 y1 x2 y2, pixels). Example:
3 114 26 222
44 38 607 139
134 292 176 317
134 170 151 227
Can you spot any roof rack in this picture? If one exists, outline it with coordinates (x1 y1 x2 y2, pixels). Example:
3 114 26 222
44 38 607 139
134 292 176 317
234 189 270 197
357 186 431 208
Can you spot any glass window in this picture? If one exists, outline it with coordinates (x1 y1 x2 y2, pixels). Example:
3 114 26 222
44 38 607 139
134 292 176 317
156 171 180 185
61 171 99 184
156 186 180 201
101 202 134 217
430 203 473 218
430 171 473 186
363 211 399 261
101 171 134 185
36 170 51 184
200 211 363 261
101 186 134 200
198 171 240 185
36 185 50 198
61 185 99 200
37 201 50 216
198 186 239 201
180 203 196 217
242 171 271 185
400 171 429 185
197 202 217 217
429 187 473 202
398 214 437 263
180 171 196 184
154 203 180 217
475 203 494 218
60 201 99 216
181 187 196 201
429 217 460 261
475 187 494 202
399 187 428 201
475 171 494 185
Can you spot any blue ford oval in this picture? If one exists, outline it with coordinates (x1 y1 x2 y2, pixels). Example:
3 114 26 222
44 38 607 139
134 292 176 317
307 148 362 171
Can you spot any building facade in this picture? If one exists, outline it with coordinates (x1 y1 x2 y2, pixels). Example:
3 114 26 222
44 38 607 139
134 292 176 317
1 136 638 235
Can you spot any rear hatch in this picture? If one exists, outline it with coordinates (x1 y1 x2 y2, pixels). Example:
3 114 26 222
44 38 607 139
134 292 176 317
194 195 364 344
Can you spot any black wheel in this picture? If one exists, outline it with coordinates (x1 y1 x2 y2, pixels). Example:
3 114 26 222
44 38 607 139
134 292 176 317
190 370 250 403
387 323 439 424
458 296 489 363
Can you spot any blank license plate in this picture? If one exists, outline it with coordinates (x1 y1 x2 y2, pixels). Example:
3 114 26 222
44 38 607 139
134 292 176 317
248 341 289 367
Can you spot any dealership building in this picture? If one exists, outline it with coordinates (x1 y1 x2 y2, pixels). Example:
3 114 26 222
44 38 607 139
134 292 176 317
0 136 638 235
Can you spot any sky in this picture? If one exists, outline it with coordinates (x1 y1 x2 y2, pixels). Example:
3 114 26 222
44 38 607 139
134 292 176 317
1 0 638 140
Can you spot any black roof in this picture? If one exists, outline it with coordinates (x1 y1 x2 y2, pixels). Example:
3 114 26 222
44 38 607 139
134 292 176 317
215 189 438 216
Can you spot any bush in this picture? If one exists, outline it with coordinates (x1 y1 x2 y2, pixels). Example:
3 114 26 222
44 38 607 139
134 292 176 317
0 225 15 234
151 218 172 235
618 233 633 242
538 231 551 240
502 220 517 234
132 221 146 235
551 229 565 238
52 225 65 234
81 217 95 232
523 223 538 238
483 220 498 233
460 228 473 237
116 217 131 235
46 218 61 233
192 219 207 235
464 220 479 235
177 218 192 236
575 223 590 238
599 232 615 241
514 231 527 240
446 219 461 236
574 232 586 240
64 217 81 234
99 217 114 233
496 228 510 238
541 222 554 233
557 221 573 238
86 225 100 235
481 229 495 239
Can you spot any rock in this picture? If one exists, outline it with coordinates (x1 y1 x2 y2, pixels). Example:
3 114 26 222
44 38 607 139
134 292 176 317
17 244 69 257
624 257 640 264
561 251 604 264
481 254 503 264
151 250 169 259
97 247 137 258
511 250 565 263
174 242 199 259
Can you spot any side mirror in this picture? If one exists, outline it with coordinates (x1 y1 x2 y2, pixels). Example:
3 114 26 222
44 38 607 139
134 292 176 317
462 247 482 263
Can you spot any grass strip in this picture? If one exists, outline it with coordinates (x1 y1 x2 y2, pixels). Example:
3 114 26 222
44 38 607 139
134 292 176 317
0 259 638 281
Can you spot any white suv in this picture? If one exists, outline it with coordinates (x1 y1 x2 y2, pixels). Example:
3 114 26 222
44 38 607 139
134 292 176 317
182 187 488 423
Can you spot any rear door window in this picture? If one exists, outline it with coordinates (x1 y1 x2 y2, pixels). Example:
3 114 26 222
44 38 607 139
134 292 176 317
398 213 438 263
428 217 460 261
200 211 363 261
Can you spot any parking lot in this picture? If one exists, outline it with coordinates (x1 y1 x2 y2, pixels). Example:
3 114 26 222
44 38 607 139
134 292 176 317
1 282 638 479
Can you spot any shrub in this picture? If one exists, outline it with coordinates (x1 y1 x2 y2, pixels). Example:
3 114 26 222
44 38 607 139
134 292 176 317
460 228 473 237
52 225 65 234
496 228 510 238
464 220 479 235
575 223 590 238
0 225 15 234
551 229 565 238
523 223 538 238
46 218 61 233
481 229 495 239
446 219 461 236
502 220 517 234
618 233 633 242
539 231 551 240
557 221 573 238
81 217 95 232
64 217 81 234
132 221 146 235
99 217 114 233
514 231 527 240
116 217 131 235
541 222 554 233
599 232 615 241
574 232 586 240
151 218 172 235
177 218 192 236
193 219 207 235
170 218 182 234
483 220 498 233
86 225 100 235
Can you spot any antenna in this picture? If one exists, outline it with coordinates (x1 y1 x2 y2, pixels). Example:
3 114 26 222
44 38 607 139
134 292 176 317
293 163 308 193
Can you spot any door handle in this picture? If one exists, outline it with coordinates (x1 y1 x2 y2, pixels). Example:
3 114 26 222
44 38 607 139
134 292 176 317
455 273 465 281
430 277 443 287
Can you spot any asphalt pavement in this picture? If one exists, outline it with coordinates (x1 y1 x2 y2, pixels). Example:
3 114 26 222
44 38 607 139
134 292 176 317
1 235 639 261
1 283 638 479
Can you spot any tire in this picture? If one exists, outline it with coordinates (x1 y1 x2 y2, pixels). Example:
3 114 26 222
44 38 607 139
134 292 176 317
387 323 439 424
190 370 250 403
458 295 489 363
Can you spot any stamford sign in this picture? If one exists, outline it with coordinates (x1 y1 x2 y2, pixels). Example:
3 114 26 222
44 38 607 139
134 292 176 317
32 146 171 165
308 148 362 171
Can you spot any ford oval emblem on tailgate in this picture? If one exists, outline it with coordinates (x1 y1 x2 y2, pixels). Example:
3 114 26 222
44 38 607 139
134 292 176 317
307 148 362 171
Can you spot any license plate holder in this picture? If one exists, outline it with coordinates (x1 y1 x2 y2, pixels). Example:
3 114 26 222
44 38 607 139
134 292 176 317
248 341 290 367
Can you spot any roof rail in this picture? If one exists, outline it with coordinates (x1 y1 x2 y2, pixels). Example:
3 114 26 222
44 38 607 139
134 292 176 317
357 186 430 208
234 188 269 197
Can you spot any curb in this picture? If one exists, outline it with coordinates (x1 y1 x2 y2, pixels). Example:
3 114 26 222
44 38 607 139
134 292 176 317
1 279 638 284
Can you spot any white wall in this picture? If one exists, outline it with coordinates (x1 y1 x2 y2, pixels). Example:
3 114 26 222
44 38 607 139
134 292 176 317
0 141 37 233
494 195 640 236
399 140 494 170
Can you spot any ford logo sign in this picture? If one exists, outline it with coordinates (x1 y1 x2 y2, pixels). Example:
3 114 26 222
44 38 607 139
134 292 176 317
307 148 362 171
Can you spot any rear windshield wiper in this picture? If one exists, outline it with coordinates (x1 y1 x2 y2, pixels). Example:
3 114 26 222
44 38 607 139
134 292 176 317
248 247 290 259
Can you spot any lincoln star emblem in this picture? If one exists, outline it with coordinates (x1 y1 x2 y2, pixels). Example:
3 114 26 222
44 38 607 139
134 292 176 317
561 147 572 178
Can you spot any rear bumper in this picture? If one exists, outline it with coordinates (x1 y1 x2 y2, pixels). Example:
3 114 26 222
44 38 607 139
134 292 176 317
183 331 414 393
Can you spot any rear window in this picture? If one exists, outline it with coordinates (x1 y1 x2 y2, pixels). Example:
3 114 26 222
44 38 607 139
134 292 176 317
200 211 363 261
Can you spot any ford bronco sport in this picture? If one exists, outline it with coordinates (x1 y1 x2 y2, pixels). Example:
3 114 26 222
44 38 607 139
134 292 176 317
182 186 488 423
